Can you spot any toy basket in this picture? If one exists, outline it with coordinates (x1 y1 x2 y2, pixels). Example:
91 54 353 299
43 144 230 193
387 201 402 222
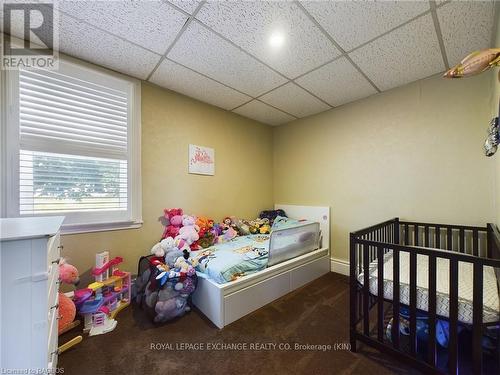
134 254 197 323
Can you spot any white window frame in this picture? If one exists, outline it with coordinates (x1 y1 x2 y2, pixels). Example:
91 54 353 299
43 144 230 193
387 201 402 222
2 55 142 234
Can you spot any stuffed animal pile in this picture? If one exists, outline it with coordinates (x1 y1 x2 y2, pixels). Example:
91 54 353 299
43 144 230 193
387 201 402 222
159 209 234 251
159 208 288 250
135 241 198 323
135 208 287 323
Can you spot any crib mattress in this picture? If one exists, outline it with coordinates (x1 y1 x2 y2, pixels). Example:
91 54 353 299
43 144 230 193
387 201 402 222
358 252 500 324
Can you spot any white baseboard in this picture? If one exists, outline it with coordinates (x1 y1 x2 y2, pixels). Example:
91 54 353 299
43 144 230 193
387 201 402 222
330 257 349 276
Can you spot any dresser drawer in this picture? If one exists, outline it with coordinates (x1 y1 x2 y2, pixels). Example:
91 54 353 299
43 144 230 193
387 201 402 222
47 262 59 314
47 302 59 363
47 350 58 373
47 233 61 269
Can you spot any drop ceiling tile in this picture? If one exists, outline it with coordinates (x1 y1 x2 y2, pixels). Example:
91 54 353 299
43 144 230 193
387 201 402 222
259 82 330 118
59 0 188 54
233 100 295 126
168 21 287 97
150 59 251 110
196 1 340 78
438 0 495 66
296 57 378 107
58 15 161 80
168 0 201 14
349 15 444 92
301 0 429 51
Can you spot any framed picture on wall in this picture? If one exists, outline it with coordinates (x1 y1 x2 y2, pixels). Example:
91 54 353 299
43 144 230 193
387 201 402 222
188 144 215 176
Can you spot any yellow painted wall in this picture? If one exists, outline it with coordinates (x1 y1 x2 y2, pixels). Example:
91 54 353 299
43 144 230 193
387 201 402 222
61 82 273 278
273 73 495 262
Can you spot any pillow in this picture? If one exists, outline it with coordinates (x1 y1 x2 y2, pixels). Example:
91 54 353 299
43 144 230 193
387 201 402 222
271 216 300 231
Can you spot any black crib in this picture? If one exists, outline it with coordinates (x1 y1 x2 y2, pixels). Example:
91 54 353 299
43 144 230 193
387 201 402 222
350 218 500 374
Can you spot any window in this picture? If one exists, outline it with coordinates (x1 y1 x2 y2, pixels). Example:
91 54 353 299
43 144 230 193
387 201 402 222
3 58 141 233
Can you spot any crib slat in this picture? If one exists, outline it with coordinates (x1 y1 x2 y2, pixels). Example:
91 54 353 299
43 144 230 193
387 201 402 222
473 262 483 374
357 243 362 275
392 248 400 349
394 220 400 245
435 226 441 248
473 229 479 256
427 255 437 367
414 225 419 246
424 225 429 247
447 227 452 250
377 246 384 342
487 225 493 258
363 244 370 336
404 224 409 245
369 232 373 263
349 236 357 351
460 228 465 253
449 259 459 375
409 251 417 356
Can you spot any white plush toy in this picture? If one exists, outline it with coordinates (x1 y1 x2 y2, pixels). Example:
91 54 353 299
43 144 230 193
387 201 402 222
150 237 177 258
150 242 165 257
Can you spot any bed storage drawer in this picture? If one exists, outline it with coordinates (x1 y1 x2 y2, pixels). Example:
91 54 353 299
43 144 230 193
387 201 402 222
290 256 330 290
224 272 290 326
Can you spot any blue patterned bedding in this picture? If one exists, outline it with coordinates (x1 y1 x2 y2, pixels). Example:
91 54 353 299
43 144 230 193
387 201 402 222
191 217 320 284
191 235 271 284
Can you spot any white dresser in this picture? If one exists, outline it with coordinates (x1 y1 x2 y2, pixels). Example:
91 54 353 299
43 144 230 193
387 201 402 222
0 216 64 372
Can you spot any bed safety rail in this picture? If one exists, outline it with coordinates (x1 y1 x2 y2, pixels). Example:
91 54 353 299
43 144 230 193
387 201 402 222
350 218 500 374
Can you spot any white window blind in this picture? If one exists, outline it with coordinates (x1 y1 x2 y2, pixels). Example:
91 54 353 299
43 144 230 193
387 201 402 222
19 69 129 159
5 58 142 232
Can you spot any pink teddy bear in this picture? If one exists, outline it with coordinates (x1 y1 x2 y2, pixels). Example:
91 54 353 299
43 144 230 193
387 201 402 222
177 215 199 246
162 208 184 239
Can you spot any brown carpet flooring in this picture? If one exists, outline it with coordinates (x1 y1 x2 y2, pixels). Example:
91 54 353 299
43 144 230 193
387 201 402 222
58 272 420 375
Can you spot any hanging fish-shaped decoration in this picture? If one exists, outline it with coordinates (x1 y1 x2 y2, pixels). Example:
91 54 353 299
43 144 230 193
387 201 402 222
444 48 500 78
484 116 499 157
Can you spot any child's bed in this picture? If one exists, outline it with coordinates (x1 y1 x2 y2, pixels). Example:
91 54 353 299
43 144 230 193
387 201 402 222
192 219 320 284
350 219 500 375
192 204 330 328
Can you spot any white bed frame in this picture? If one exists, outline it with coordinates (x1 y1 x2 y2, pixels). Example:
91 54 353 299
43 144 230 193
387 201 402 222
192 204 330 328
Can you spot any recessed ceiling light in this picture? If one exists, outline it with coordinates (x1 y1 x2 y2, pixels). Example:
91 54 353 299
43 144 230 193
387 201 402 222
269 31 285 48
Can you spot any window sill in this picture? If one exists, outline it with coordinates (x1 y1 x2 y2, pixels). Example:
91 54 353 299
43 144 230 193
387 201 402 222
60 220 143 235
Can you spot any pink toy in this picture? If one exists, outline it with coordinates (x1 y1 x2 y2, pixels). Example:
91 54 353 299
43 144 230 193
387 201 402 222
177 215 200 247
58 259 80 335
57 259 84 354
77 251 131 336
59 260 80 285
162 208 184 239
74 288 93 306
92 256 123 276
